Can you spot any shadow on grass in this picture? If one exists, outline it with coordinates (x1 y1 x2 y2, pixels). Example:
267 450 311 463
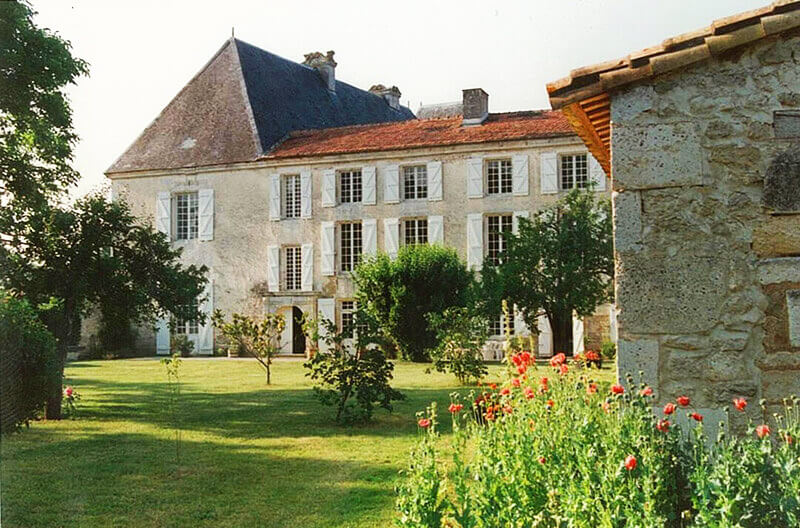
1 429 402 528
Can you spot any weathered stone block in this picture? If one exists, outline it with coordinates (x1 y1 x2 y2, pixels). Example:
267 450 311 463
617 338 659 388
757 257 800 285
612 122 704 190
774 110 800 138
762 370 800 402
612 191 642 253
763 147 800 212
610 85 655 122
753 215 800 257
787 290 800 347
763 281 800 352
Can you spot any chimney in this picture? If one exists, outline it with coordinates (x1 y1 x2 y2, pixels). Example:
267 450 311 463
303 51 337 92
462 88 489 126
369 84 402 110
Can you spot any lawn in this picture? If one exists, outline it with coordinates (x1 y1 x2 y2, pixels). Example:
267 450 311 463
1 358 615 528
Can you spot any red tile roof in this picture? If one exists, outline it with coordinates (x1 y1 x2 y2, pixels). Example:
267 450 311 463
264 111 574 159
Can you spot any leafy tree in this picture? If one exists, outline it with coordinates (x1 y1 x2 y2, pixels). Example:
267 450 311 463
481 189 613 356
428 307 488 384
3 193 208 418
353 244 475 362
212 310 285 384
303 309 404 423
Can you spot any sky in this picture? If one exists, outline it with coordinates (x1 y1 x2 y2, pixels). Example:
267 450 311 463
31 0 770 198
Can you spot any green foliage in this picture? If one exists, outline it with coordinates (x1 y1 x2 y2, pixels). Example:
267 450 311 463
354 244 475 362
170 334 195 358
481 188 613 354
428 307 488 384
601 339 617 360
0 290 58 433
303 312 404 423
160 353 183 470
212 310 285 384
61 385 80 419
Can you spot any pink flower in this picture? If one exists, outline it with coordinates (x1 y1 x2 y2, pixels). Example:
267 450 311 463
756 424 771 439
500 387 511 396
524 387 535 400
64 386 73 397
549 352 566 367
656 419 670 433
418 418 431 428
448 403 463 414
640 387 653 397
511 377 521 388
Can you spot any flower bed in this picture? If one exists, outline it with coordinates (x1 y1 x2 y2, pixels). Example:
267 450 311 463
396 353 800 527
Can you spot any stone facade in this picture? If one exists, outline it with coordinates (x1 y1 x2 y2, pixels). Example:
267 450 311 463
612 31 800 426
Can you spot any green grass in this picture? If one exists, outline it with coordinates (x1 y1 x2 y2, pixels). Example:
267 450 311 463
1 358 615 527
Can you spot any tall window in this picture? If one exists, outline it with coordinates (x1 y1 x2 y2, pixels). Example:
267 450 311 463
403 218 428 246
339 170 362 204
487 214 512 266
283 174 301 218
340 222 362 272
176 192 198 240
284 246 301 291
174 298 199 335
560 154 588 190
489 310 514 337
403 165 427 200
487 159 512 195
341 300 356 339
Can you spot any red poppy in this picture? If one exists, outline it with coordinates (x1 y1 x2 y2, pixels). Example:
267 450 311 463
558 364 569 375
503 404 513 414
663 403 676 415
677 396 690 407
485 412 495 421
448 403 463 414
756 424 771 438
545 399 555 410
624 455 637 471
550 352 566 367
538 456 546 464
656 419 670 433
539 377 549 386
418 418 431 428
611 384 625 395
500 387 511 396
640 387 653 397
690 412 703 422
511 377 521 387
524 387 535 400
586 383 598 395
489 383 497 391
585 350 600 361
517 365 526 375
511 354 522 367
64 386 74 397
520 352 531 364
733 398 747 412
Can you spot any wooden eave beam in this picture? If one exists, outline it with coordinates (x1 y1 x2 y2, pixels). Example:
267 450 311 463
561 100 611 176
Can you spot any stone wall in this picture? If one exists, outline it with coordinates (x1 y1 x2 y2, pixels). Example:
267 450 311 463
612 31 800 429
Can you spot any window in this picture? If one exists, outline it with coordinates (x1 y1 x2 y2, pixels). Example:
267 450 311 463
284 246 301 291
489 310 515 337
560 154 588 190
339 170 362 203
487 214 512 266
403 218 428 246
283 174 301 218
340 222 362 272
174 298 198 335
176 192 198 240
341 300 356 339
403 165 427 200
487 159 512 195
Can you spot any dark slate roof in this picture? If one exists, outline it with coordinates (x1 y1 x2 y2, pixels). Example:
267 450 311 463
107 38 415 175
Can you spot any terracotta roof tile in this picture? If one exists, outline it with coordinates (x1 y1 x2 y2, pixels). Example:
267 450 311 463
264 111 574 159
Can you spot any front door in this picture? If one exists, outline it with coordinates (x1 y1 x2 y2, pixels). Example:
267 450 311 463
291 307 305 354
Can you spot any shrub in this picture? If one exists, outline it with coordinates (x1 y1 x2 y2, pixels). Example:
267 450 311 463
396 356 800 527
601 339 616 360
170 334 195 357
428 307 488 384
0 291 59 433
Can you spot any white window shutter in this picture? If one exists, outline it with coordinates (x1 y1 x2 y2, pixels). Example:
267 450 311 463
269 174 281 220
466 213 483 271
384 165 399 203
427 161 442 201
428 215 443 244
512 210 530 235
540 152 558 194
198 279 214 354
320 221 335 276
537 315 553 357
514 304 529 336
512 154 529 196
589 154 606 191
384 218 399 258
267 245 280 292
467 157 483 198
301 170 312 217
317 298 335 353
198 188 214 241
573 314 585 355
301 243 313 292
363 219 377 256
156 192 171 238
322 169 336 207
362 166 376 205
156 317 170 355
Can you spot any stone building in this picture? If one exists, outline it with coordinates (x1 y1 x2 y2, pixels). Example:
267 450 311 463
104 37 612 357
547 0 800 428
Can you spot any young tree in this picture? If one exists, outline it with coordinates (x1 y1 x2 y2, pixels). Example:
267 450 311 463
353 244 475 362
428 307 489 384
211 310 285 384
481 189 613 355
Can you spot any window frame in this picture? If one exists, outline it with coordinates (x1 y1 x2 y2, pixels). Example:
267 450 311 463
402 217 428 246
402 164 428 201
488 308 515 337
486 158 513 196
338 169 363 204
559 153 589 191
485 214 513 266
283 174 301 218
339 221 363 272
174 191 199 241
283 245 302 291
173 297 199 335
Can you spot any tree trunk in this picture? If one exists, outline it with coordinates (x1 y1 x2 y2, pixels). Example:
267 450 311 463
44 302 75 420
549 308 574 357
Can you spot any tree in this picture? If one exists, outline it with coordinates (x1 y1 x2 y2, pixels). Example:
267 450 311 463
428 307 488 384
2 193 208 418
353 244 475 362
212 310 285 384
481 189 613 356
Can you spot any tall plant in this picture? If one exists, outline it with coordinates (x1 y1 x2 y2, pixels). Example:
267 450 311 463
161 353 183 470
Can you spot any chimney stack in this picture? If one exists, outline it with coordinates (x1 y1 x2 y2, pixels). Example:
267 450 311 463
462 88 489 126
303 51 337 92
369 84 402 110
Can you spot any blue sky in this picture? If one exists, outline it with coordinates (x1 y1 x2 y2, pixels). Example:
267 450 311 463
32 0 770 196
